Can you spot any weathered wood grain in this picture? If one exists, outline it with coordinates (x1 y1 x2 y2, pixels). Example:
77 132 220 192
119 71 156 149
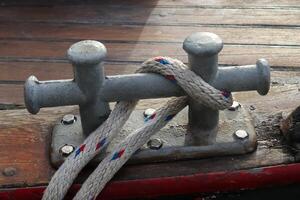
1 59 300 84
1 23 300 46
280 106 300 144
0 84 23 105
1 0 300 8
0 40 299 68
0 6 299 26
124 0 300 7
0 62 139 81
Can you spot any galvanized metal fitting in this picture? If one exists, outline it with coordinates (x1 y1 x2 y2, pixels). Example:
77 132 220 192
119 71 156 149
234 130 249 139
62 114 76 125
67 40 107 66
183 32 222 146
143 108 156 118
24 32 270 148
2 167 17 177
182 32 270 146
256 59 271 95
147 138 163 150
228 101 241 111
25 40 111 135
60 145 75 157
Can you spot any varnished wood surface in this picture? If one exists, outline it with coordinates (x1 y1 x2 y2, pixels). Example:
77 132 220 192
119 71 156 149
0 41 299 66
0 0 300 190
0 6 299 26
0 0 300 106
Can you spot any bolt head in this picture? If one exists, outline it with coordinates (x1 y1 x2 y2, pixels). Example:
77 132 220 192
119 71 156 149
2 167 16 177
147 138 163 150
228 101 241 111
60 145 75 156
143 108 156 118
62 114 76 125
234 130 249 139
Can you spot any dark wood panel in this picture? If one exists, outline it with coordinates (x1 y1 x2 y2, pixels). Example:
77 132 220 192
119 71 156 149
0 6 299 26
1 23 299 46
0 40 299 67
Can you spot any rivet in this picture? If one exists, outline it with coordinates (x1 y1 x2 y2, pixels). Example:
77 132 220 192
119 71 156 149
147 138 163 150
62 114 76 125
143 108 156 119
234 130 249 139
228 101 241 111
60 145 75 157
2 167 16 177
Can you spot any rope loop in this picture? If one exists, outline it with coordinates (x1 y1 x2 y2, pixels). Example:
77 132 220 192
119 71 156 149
42 57 233 200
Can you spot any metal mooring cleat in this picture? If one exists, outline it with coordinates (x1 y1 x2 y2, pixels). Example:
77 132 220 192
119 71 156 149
24 32 270 167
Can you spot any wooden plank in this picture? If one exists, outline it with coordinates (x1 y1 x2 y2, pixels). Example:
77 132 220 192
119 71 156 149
0 6 299 26
1 59 300 83
1 0 300 8
0 71 299 188
0 62 139 81
234 71 300 113
280 106 300 144
0 84 23 105
1 23 300 46
0 122 53 187
127 0 300 7
0 40 299 68
0 107 74 187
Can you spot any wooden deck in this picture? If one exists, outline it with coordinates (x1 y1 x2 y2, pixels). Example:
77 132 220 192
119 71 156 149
0 0 300 199
0 0 300 106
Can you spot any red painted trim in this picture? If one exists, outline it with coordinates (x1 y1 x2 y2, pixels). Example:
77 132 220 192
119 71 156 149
1 163 300 200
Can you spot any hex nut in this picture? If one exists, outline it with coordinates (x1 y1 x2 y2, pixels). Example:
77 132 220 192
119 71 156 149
228 101 241 111
62 114 76 125
2 167 16 177
60 145 75 157
234 130 249 139
143 108 156 118
147 138 163 150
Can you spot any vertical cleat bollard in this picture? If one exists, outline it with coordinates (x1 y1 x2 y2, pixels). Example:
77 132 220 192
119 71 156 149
67 40 111 135
183 32 223 145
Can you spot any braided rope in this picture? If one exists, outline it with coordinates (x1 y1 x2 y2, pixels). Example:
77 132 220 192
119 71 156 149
42 57 233 200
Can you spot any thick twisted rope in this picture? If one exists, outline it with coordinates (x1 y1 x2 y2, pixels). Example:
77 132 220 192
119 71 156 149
42 57 233 200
